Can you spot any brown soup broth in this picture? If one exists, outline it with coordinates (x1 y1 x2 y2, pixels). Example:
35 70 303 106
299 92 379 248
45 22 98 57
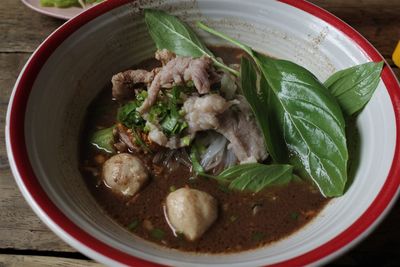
79 47 330 253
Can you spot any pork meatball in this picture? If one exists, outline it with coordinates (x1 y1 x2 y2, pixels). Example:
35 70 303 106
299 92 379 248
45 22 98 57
102 153 149 196
166 188 218 241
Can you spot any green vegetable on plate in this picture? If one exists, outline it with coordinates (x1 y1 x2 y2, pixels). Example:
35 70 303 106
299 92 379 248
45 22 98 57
40 0 103 8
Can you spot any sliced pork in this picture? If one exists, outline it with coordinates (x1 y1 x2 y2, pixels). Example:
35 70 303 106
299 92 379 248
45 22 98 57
137 55 217 113
216 96 268 163
183 94 232 133
111 69 156 100
182 94 267 163
155 49 176 65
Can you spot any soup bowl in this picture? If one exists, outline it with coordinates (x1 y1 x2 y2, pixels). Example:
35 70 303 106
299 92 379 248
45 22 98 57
6 0 400 266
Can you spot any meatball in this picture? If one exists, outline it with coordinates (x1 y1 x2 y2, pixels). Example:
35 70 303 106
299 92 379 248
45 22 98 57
102 153 149 196
165 188 218 241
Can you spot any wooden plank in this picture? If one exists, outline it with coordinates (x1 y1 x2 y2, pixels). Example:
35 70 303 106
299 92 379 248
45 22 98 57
0 53 75 252
310 0 400 7
0 0 399 56
0 0 62 52
0 255 102 267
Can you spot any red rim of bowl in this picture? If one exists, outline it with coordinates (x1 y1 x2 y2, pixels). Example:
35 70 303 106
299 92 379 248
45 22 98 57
7 0 400 266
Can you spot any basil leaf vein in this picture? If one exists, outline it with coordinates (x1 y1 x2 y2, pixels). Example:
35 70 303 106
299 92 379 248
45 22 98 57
215 163 293 192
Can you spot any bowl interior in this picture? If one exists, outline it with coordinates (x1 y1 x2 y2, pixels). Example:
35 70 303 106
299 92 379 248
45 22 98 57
22 0 396 266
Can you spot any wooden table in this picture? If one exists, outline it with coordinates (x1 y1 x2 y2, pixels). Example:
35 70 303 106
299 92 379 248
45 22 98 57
1 0 399 266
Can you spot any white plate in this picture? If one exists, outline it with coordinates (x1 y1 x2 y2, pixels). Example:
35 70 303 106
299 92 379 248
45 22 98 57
21 0 100 20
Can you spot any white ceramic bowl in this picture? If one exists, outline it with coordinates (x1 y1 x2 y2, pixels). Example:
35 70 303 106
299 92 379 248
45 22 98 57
6 0 400 266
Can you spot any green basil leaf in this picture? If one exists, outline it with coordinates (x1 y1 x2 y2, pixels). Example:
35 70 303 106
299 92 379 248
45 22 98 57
215 163 293 192
255 54 348 197
90 126 115 153
145 9 211 57
324 61 384 116
240 57 288 163
198 23 348 197
144 9 238 76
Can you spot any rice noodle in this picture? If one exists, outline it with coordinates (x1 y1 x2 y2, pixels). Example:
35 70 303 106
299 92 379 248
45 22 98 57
224 147 237 168
153 148 192 172
197 131 238 172
200 133 227 171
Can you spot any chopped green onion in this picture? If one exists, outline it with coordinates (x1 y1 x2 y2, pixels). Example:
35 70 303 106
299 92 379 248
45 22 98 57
150 228 165 240
176 232 185 240
169 185 176 192
131 129 150 152
185 81 194 88
127 219 140 231
178 109 185 116
143 124 150 133
178 121 188 133
117 101 145 129
230 215 238 222
136 90 148 101
181 135 191 146
161 115 179 134
290 212 299 220
251 231 265 242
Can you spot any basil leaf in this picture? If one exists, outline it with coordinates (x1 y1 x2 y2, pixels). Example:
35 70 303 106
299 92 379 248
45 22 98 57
324 62 384 116
199 23 348 197
159 86 187 136
255 54 348 197
144 9 238 76
145 9 211 57
215 163 293 192
240 57 288 163
90 126 115 153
